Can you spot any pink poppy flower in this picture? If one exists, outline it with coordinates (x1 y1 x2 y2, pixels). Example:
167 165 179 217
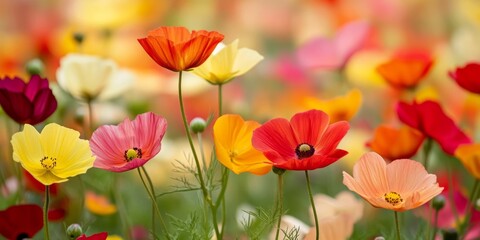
449 62 480 94
252 109 349 170
396 100 471 155
90 112 167 172
296 20 370 70
343 152 443 211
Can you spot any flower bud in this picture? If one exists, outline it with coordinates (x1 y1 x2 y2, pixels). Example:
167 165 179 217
190 117 207 134
272 167 286 175
25 58 44 76
431 195 446 211
374 237 385 240
66 223 83 239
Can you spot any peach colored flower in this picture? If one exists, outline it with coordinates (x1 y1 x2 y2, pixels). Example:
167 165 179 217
455 143 480 179
343 152 443 211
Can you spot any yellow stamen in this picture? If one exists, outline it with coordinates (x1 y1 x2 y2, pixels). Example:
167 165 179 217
384 191 403 206
40 156 57 170
298 144 311 152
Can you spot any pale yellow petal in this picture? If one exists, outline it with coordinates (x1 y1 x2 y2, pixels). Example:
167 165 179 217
231 47 264 78
36 170 68 186
98 69 135 100
209 39 238 82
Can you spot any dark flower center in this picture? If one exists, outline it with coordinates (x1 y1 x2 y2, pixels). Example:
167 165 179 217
16 233 29 240
124 147 142 162
40 156 57 170
295 143 315 159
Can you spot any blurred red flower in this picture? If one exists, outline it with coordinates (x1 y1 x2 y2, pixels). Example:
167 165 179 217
252 109 349 170
77 232 108 240
138 26 224 72
0 204 43 239
396 100 471 155
449 62 480 94
376 50 433 89
0 75 57 125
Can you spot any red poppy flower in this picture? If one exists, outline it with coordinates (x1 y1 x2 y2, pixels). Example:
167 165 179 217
252 109 349 170
449 62 480 94
138 26 224 72
0 75 57 125
77 232 108 240
0 204 43 239
396 100 471 155
376 50 433 89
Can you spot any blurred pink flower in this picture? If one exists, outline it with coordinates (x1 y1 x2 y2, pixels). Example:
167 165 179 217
90 112 167 172
296 20 370 70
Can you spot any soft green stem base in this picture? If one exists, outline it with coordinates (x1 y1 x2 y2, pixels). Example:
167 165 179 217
432 209 439 240
137 167 170 240
44 185 50 240
274 173 284 240
395 211 401 240
305 171 319 240
422 138 433 171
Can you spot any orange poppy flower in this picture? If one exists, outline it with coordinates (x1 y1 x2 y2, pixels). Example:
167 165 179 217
343 152 443 211
302 89 362 123
213 114 272 175
455 143 480 179
376 51 433 89
138 26 224 72
366 124 425 160
85 191 117 215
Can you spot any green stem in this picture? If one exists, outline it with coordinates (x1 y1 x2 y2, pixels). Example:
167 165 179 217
218 84 223 116
86 99 94 138
423 138 433 171
274 173 284 240
178 71 220 238
197 133 208 173
137 168 170 240
432 208 439 240
395 211 401 240
216 168 230 239
305 171 319 240
44 185 50 240
141 167 157 236
460 179 480 239
113 175 132 240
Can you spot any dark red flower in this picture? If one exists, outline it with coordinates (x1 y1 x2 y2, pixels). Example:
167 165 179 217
396 100 471 155
0 75 57 125
77 232 108 240
252 109 349 170
449 62 480 94
0 204 43 239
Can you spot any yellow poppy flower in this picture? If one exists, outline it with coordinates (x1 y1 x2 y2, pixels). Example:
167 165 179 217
11 123 95 186
302 89 362 123
455 143 480 179
192 39 264 85
213 114 272 175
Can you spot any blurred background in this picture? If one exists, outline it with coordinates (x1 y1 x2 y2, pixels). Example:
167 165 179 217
2 0 480 239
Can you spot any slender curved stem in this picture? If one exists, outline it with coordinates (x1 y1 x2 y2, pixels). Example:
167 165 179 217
305 171 319 240
274 173 284 240
460 179 480 239
178 71 221 238
432 208 439 240
197 133 208 173
422 138 433 171
113 175 132 240
395 211 401 240
44 185 50 240
137 168 170 240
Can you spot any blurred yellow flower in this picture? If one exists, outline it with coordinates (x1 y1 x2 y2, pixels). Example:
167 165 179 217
56 53 134 102
85 191 117 215
213 114 272 175
106 235 123 240
455 143 480 179
11 124 95 186
302 89 362 123
192 39 264 85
